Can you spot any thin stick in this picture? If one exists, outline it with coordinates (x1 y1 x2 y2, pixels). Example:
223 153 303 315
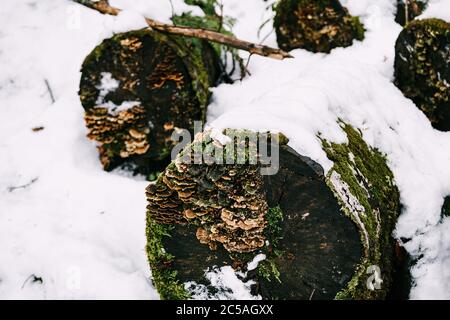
44 79 55 104
73 0 293 60
404 0 409 25
7 177 38 192
309 288 316 300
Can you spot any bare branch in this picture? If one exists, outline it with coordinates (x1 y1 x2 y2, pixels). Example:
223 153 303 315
72 0 293 60
44 79 55 104
7 177 38 192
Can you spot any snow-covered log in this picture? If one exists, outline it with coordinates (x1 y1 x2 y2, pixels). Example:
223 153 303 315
79 29 221 175
145 125 401 300
395 0 428 26
273 0 365 53
394 18 450 131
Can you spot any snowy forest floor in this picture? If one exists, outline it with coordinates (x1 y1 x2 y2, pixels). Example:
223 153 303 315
0 0 449 299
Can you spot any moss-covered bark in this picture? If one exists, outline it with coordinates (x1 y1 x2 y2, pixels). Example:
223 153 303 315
395 0 428 26
322 124 400 299
273 0 365 53
145 124 401 299
394 19 450 131
79 28 221 177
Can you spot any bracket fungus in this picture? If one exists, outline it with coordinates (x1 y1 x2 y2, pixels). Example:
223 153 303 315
79 29 221 175
273 0 365 53
394 18 450 131
145 125 402 300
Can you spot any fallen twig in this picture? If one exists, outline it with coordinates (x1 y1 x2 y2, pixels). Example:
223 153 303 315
44 79 55 104
7 177 38 192
309 288 315 300
73 0 293 60
21 274 43 289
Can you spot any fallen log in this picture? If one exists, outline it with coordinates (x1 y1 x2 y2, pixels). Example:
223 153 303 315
394 18 450 131
79 29 221 175
273 0 365 53
145 125 401 299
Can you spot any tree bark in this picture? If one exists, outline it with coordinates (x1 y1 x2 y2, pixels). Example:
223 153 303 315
145 125 401 299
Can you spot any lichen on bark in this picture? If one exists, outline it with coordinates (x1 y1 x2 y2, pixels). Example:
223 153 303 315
273 0 365 53
394 18 450 131
322 123 400 299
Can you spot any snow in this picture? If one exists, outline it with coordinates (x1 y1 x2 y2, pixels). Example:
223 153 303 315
0 0 449 299
419 0 450 21
94 70 141 114
247 254 266 271
209 127 232 145
186 266 259 300
95 72 120 104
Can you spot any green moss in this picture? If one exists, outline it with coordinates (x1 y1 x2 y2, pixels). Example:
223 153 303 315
264 206 284 251
146 219 191 300
171 3 244 81
257 259 281 283
184 0 217 15
322 123 400 299
346 15 365 41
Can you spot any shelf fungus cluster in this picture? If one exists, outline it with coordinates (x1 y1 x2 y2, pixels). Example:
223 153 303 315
273 0 365 53
146 130 270 253
394 19 450 131
146 125 402 300
79 29 221 175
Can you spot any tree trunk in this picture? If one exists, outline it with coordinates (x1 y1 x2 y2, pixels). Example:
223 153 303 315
273 0 365 53
145 124 401 300
79 29 221 176
394 18 450 131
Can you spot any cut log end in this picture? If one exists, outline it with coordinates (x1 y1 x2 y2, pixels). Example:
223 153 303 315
79 29 220 175
273 0 365 53
146 126 401 300
394 18 450 131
